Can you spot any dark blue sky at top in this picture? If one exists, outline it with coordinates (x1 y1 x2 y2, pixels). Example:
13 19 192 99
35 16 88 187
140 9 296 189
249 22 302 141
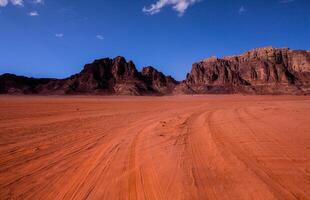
0 0 309 80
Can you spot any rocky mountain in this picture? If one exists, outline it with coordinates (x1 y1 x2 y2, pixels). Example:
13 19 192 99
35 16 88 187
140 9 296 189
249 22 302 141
141 66 178 94
0 74 54 94
175 47 310 95
0 56 178 95
1 47 310 95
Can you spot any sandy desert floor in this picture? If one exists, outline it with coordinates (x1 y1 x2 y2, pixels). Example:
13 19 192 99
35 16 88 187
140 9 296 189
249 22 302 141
0 95 310 200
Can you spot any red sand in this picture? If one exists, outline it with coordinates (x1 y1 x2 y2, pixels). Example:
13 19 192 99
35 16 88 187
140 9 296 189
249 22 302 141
0 95 310 199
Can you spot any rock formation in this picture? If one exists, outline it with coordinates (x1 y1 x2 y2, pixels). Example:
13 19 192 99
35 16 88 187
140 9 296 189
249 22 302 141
0 74 53 94
1 47 310 95
141 66 178 94
176 47 310 95
0 56 178 95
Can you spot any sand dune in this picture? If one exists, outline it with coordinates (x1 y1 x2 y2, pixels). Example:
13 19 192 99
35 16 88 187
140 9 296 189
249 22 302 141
0 95 310 200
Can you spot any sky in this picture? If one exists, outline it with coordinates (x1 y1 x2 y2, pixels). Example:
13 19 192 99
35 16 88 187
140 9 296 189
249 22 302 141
0 0 310 80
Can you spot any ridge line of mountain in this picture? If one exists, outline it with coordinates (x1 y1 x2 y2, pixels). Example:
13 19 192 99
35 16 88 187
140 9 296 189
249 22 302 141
1 46 310 95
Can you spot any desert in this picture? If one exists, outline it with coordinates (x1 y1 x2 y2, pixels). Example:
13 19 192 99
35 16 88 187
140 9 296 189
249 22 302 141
1 95 310 199
1 0 310 199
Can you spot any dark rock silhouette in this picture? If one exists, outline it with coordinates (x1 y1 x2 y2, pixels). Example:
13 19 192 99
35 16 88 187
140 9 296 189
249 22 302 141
0 56 178 95
0 74 53 94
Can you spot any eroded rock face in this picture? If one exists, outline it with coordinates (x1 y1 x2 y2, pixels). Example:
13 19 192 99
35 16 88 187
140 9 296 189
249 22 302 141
44 56 145 95
141 66 179 94
0 56 177 95
0 73 53 94
176 47 310 95
1 47 310 95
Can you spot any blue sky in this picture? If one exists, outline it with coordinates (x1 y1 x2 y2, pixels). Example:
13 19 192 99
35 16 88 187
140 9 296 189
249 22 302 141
0 0 309 80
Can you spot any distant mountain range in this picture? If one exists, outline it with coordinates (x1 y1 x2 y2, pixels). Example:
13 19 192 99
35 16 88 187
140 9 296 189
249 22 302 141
1 47 310 95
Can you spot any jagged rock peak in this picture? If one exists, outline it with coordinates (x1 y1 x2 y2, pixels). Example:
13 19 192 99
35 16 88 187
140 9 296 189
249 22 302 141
202 56 219 63
0 56 178 95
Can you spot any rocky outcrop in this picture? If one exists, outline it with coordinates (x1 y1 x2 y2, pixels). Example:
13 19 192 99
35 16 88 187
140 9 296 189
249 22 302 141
1 47 310 96
141 66 179 94
176 47 310 95
0 73 53 94
0 56 178 95
38 56 147 95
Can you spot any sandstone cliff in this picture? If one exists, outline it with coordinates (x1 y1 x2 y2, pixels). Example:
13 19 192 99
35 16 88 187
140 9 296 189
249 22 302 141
1 47 310 95
175 47 310 95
